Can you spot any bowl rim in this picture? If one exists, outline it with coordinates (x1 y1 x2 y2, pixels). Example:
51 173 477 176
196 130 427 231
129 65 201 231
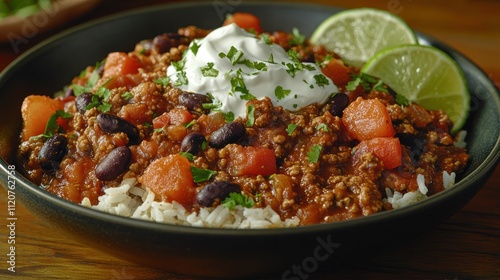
1 0 499 237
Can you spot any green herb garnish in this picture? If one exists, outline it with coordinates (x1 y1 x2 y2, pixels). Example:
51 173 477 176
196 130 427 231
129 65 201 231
201 62 219 77
286 124 298 136
43 110 72 137
246 105 255 127
190 166 217 183
275 86 292 100
307 144 323 163
222 192 255 210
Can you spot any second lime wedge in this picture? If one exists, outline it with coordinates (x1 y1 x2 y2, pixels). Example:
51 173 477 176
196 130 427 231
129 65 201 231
361 44 469 134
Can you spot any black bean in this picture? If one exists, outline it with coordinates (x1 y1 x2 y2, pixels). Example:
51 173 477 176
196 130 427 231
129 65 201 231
397 133 426 162
209 122 245 149
97 113 140 144
152 33 188 54
181 132 206 155
95 146 132 181
178 91 211 113
196 181 241 207
38 134 68 170
75 92 93 114
329 92 350 117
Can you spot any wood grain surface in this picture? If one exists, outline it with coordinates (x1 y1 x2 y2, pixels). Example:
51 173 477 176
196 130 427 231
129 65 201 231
1 0 499 279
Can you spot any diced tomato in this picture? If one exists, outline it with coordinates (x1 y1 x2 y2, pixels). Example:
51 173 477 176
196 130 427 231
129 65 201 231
342 97 395 141
196 112 226 135
102 52 142 79
223 12 263 33
138 154 196 206
118 103 152 126
168 108 193 126
152 112 170 129
226 145 277 176
321 58 352 89
354 137 402 169
152 108 193 129
21 95 66 141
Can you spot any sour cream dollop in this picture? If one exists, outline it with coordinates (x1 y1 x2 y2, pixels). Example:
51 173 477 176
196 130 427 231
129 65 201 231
167 24 337 118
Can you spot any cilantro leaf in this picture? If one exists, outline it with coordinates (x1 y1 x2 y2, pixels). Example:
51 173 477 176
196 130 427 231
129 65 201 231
246 105 255 127
314 74 330 87
395 94 410 106
286 123 297 136
275 86 292 100
200 62 219 77
190 166 217 183
154 77 170 87
222 192 255 210
289 27 305 46
43 110 72 137
307 144 323 163
180 152 195 161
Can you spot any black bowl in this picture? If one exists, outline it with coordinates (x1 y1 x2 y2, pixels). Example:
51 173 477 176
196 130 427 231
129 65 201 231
1 1 499 278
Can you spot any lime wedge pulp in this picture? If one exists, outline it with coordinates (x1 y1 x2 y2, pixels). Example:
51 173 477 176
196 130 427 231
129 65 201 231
310 8 418 67
361 44 469 134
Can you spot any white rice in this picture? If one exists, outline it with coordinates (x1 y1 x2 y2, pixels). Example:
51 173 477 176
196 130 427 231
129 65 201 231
81 171 457 226
385 171 456 209
81 178 300 228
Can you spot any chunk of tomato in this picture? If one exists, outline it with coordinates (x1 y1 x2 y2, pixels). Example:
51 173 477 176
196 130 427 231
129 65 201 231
139 154 196 207
342 97 395 141
354 137 402 169
21 95 66 141
321 58 351 89
226 145 277 176
102 52 142 79
223 12 263 33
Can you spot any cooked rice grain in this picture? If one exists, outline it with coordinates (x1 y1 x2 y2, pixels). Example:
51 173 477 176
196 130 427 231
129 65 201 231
81 178 300 228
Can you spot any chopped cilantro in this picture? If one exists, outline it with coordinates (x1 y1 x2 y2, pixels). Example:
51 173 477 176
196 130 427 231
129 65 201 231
190 166 217 183
190 41 200 56
316 123 329 132
346 73 387 93
246 105 255 127
180 152 195 161
200 62 219 77
154 77 170 87
222 192 255 210
230 69 255 100
289 27 305 46
314 74 330 87
286 123 298 136
43 110 72 137
224 111 235 122
219 46 245 66
171 60 185 71
267 53 275 64
275 86 292 100
121 91 133 100
395 94 410 106
174 70 189 86
260 33 272 45
307 144 323 163
184 119 196 128
97 102 112 113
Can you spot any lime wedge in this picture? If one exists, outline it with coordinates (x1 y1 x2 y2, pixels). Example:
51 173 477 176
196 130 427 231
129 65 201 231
361 44 469 134
310 8 418 67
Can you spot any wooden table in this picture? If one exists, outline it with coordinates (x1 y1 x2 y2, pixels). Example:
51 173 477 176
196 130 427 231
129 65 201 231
1 0 499 279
